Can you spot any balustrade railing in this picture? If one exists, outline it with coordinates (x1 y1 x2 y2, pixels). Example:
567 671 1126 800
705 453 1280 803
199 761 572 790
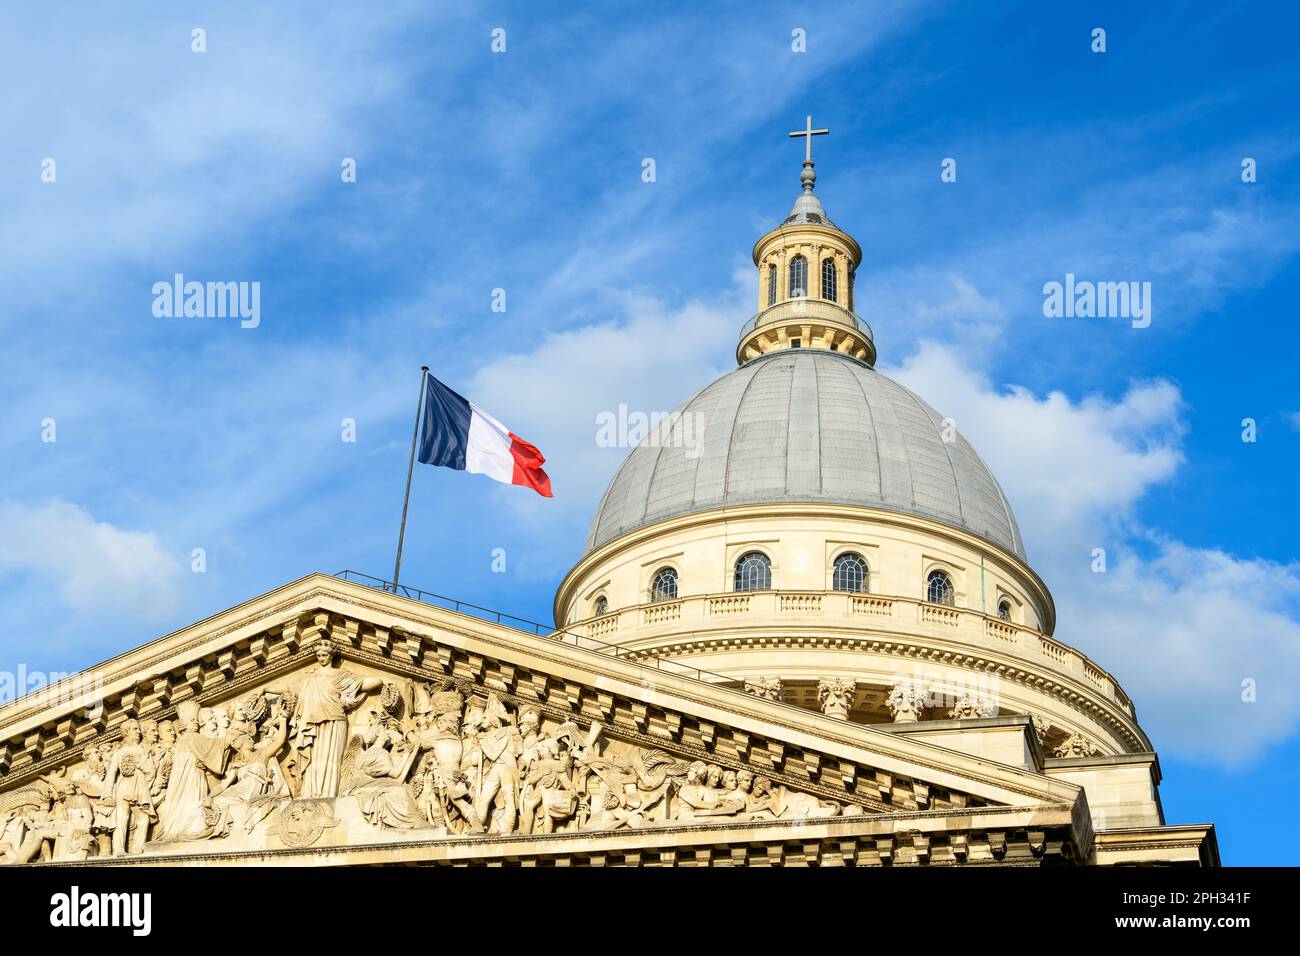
559 586 1134 718
334 571 1135 721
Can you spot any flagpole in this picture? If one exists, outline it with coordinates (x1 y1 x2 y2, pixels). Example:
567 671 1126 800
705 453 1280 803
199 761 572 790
392 366 429 593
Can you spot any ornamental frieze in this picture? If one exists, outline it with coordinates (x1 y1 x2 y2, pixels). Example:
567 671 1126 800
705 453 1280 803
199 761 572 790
1 637 874 864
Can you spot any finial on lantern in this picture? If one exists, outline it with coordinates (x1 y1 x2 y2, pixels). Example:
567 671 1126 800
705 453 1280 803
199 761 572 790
788 114 829 193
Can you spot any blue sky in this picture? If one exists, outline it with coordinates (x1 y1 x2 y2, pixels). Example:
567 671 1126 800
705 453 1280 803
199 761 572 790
1 1 1298 863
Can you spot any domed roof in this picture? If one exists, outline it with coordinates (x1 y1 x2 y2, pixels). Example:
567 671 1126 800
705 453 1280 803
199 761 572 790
783 191 835 227
584 349 1026 560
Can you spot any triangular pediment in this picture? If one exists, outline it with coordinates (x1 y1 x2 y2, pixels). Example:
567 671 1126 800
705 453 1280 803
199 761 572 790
0 574 1091 866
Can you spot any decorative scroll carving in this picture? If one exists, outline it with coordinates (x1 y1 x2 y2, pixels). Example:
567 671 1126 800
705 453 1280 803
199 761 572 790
743 677 783 701
1054 733 1100 758
1030 713 1052 741
1 657 867 864
948 695 997 720
886 681 925 723
817 678 856 720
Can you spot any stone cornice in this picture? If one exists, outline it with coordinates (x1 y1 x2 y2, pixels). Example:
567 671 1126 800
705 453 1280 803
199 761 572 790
23 802 1083 868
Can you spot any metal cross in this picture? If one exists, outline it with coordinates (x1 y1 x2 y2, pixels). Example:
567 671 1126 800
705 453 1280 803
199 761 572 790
788 115 829 163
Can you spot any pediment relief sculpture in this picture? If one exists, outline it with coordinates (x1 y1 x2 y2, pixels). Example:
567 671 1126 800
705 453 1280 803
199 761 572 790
0 641 866 864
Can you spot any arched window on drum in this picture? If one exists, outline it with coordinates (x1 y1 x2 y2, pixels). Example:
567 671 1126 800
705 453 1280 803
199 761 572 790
734 552 772 592
832 552 867 592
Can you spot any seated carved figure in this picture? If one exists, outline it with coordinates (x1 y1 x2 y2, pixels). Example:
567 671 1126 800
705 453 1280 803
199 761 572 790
0 787 54 864
68 744 115 855
341 726 427 830
672 762 722 821
42 774 95 862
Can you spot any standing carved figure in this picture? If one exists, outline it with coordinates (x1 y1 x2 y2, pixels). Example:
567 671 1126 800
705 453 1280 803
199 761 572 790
471 693 523 834
411 683 482 833
284 640 383 799
101 719 157 855
153 700 232 843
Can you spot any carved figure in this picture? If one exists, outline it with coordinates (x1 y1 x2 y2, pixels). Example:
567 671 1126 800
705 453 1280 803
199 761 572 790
101 719 158 855
152 700 232 842
470 693 524 833
341 726 427 830
284 640 383 798
747 775 844 820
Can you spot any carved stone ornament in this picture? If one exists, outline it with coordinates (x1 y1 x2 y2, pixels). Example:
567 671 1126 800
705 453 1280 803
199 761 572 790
744 677 783 702
817 678 857 720
948 695 997 721
1054 733 1101 759
1030 713 1052 740
885 680 925 724
269 799 340 849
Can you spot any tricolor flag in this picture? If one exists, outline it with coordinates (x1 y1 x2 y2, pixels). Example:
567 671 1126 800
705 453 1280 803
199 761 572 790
417 375 553 497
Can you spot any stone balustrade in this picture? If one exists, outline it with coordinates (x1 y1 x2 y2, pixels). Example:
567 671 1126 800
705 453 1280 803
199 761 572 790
575 589 1134 718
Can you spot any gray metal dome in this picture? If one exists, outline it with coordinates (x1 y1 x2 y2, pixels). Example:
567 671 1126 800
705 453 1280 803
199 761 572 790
584 349 1026 560
783 191 835 227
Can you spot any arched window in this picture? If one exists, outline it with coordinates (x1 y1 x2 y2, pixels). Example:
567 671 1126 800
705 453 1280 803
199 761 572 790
593 595 609 616
788 255 807 297
997 599 1012 621
926 570 954 606
650 567 678 602
734 551 772 592
767 264 777 307
832 552 867 592
821 258 838 302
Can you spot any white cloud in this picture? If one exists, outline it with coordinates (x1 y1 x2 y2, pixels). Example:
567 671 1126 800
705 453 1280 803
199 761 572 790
888 343 1300 766
0 499 184 623
885 343 1185 543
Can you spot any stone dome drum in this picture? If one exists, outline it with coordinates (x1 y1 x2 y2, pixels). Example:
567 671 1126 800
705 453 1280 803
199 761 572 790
585 349 1026 559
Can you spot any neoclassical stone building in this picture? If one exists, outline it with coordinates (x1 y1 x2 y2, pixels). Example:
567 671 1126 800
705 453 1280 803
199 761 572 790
0 134 1217 867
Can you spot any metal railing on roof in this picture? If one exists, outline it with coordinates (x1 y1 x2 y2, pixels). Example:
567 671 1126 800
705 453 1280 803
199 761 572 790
332 570 743 687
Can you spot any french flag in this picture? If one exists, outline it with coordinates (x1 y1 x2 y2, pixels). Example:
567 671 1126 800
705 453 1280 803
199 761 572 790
418 375 553 497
